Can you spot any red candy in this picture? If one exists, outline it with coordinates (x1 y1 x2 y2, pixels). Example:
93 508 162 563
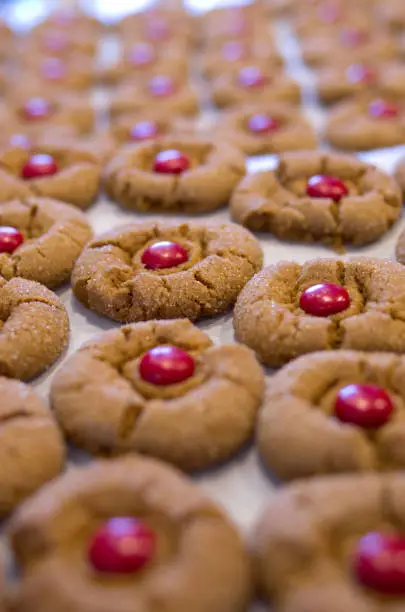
0 227 24 254
139 345 196 386
153 150 190 174
41 57 66 81
300 283 350 317
20 98 53 121
148 75 175 97
354 532 405 594
88 518 156 574
307 175 349 201
128 43 155 67
22 154 58 180
335 384 394 428
221 40 247 62
142 241 188 270
368 99 399 120
346 63 376 84
129 121 160 142
237 66 268 88
247 114 280 134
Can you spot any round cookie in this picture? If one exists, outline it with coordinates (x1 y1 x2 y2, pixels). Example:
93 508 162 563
109 76 199 119
251 473 405 612
231 151 401 249
0 197 92 288
117 8 193 48
212 65 301 109
234 257 405 368
0 93 95 136
325 96 405 150
104 138 246 214
0 276 69 379
0 377 64 516
217 103 317 156
110 112 197 145
16 27 98 59
259 350 405 480
300 28 398 68
316 61 405 105
292 1 372 39
51 319 264 469
15 53 94 93
376 0 405 31
9 455 251 612
0 143 100 209
72 221 262 323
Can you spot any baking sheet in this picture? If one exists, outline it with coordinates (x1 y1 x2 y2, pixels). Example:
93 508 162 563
5 2 405 609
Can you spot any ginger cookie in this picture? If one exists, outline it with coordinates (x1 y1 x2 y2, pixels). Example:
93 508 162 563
316 61 405 105
109 76 199 119
259 351 405 480
212 65 301 109
234 257 405 368
16 27 98 59
0 276 69 379
0 143 100 209
104 138 246 214
231 151 400 249
218 103 317 156
202 38 283 81
51 319 264 469
118 7 193 48
251 473 405 612
110 112 197 146
0 197 92 288
101 42 188 85
9 455 251 612
0 93 95 135
325 97 405 150
301 28 398 68
0 377 64 516
376 0 405 31
15 53 95 93
72 221 262 323
293 2 372 39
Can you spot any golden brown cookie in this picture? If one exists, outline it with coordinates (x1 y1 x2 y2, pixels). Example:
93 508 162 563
0 376 64 516
259 351 405 480
231 152 400 249
0 93 94 136
109 76 199 119
251 473 405 612
9 455 251 612
72 220 262 323
293 1 372 39
376 0 405 31
212 65 301 109
15 26 98 58
110 112 197 146
217 103 317 156
234 257 405 367
316 61 405 105
14 53 94 93
117 7 193 48
325 97 405 150
0 276 69 379
301 27 398 67
0 197 92 288
104 138 246 214
51 319 264 469
0 143 100 209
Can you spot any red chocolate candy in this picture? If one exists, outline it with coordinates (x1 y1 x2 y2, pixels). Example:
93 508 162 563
141 241 188 270
139 345 196 386
0 227 24 254
307 175 349 201
355 532 405 595
299 283 351 317
335 383 394 428
153 150 190 174
22 154 58 179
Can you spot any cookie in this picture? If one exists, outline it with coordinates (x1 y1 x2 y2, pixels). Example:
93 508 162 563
15 53 94 92
34 8 103 39
376 0 405 31
0 143 100 209
325 96 405 150
234 257 405 368
217 103 317 156
118 8 193 48
301 28 398 68
202 38 283 81
259 350 405 480
231 151 400 249
25 26 98 57
0 196 92 288
9 455 251 612
0 276 69 379
0 94 95 135
212 65 301 109
201 6 270 46
51 319 264 469
104 138 246 214
293 1 372 39
72 220 262 323
110 112 197 146
251 473 405 612
101 41 188 85
0 376 64 515
316 61 405 105
109 76 199 119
